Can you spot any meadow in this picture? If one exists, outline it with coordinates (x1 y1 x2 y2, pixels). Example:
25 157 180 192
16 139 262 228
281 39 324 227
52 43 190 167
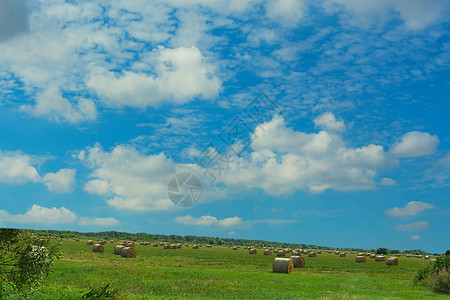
13 239 450 299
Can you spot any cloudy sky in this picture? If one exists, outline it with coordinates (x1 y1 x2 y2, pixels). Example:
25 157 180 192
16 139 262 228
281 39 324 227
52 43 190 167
0 0 449 253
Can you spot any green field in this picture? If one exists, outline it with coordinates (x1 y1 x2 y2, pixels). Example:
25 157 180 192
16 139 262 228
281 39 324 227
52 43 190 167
14 240 450 299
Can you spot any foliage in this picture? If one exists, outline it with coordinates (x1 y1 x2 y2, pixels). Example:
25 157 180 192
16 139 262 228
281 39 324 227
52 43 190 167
0 229 60 297
376 248 389 255
416 254 450 294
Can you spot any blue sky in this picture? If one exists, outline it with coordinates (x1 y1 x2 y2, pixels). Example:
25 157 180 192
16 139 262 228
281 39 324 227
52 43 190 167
0 0 449 253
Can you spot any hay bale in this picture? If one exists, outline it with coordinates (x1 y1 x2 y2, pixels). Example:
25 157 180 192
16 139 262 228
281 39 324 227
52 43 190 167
171 245 177 249
386 257 398 266
309 252 317 257
425 255 430 260
233 246 238 250
126 242 135 248
291 251 300 256
264 250 272 255
99 240 107 245
273 258 294 274
277 251 286 257
340 253 346 257
291 256 305 268
193 245 199 249
375 255 387 262
153 243 159 247
87 240 94 245
317 250 321 254
429 259 436 265
249 249 257 254
92 244 104 253
114 245 125 255
121 247 137 258
370 254 376 259
356 256 367 263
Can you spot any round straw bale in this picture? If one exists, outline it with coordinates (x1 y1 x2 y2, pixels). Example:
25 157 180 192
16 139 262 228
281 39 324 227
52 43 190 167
429 259 436 265
375 255 386 262
92 244 104 253
370 254 376 259
87 240 94 245
249 249 257 254
121 247 137 258
277 251 286 257
386 257 398 266
99 240 107 245
153 243 159 247
193 245 199 249
340 253 346 257
114 245 125 255
233 246 238 250
309 252 317 257
291 251 300 256
171 245 177 249
291 255 305 268
356 256 367 263
425 255 430 260
273 258 293 274
126 242 135 248
264 250 272 255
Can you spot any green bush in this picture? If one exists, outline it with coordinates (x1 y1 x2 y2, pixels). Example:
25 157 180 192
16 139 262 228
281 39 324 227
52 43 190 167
0 229 60 296
415 254 450 294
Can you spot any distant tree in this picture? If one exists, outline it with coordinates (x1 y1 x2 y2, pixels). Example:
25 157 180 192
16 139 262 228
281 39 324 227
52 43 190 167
376 248 389 255
445 250 450 256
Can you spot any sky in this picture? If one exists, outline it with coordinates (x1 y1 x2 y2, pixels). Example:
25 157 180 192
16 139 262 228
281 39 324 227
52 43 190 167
0 0 449 253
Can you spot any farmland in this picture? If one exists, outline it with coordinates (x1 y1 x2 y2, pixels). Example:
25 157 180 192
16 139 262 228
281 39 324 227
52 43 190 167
10 239 449 299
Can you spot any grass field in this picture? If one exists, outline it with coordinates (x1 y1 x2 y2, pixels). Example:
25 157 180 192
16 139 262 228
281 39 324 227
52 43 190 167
12 239 450 299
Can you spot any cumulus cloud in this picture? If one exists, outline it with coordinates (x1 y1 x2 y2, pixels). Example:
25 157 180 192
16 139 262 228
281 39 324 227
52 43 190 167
174 215 243 227
0 205 120 227
0 150 76 193
86 46 221 108
0 151 41 184
0 0 29 42
385 201 435 217
390 131 439 158
20 86 97 124
42 169 76 193
396 221 430 231
411 235 421 240
379 178 396 186
213 114 393 194
314 112 346 132
79 144 178 211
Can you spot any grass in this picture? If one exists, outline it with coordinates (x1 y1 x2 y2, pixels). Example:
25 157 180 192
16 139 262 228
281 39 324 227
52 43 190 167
11 240 450 299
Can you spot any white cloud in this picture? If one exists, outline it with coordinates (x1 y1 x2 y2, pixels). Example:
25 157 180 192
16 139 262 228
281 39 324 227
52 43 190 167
80 144 178 212
411 235 421 240
78 217 120 227
0 150 76 193
390 131 439 158
20 86 97 124
218 217 243 227
214 114 393 195
314 112 346 132
252 218 297 225
42 169 76 193
0 151 41 184
396 221 430 231
227 231 236 236
174 215 243 227
325 0 449 30
0 205 77 225
385 201 435 217
266 0 307 27
86 46 221 108
0 204 120 227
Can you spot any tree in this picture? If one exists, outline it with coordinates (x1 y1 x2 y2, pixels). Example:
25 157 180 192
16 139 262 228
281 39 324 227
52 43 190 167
376 248 389 255
0 229 60 297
